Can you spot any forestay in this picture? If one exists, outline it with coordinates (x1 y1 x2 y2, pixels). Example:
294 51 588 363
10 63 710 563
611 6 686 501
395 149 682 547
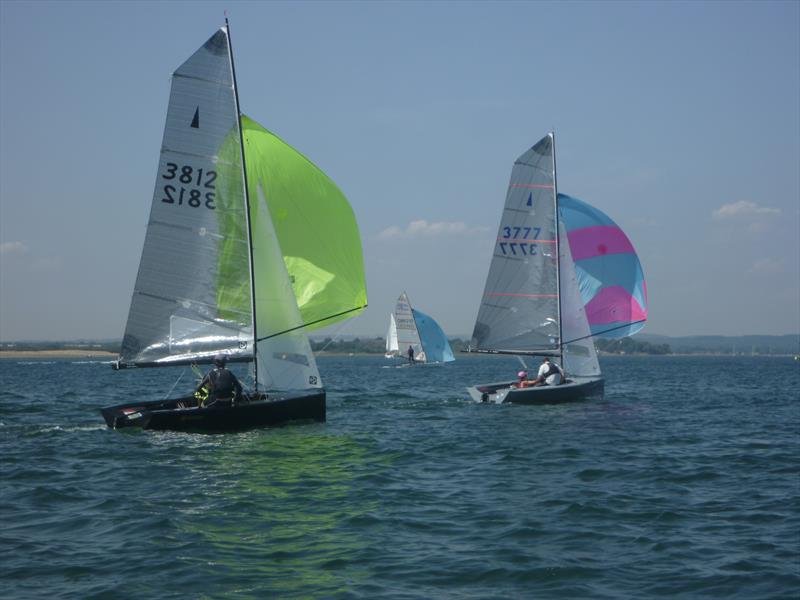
119 28 252 367
470 134 560 353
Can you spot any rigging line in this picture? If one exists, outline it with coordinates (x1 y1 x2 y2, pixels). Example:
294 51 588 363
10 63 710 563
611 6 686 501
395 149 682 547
315 311 359 353
163 369 186 400
561 319 647 345
256 304 368 342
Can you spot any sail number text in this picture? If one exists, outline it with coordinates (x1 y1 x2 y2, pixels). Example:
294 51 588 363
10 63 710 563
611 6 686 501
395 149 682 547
498 225 541 256
161 163 217 209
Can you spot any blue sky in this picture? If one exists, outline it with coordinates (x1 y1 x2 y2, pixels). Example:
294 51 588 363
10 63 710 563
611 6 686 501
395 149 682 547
1 0 798 341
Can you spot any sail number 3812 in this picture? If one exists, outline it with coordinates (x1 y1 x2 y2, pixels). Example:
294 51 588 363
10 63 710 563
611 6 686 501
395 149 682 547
161 163 217 209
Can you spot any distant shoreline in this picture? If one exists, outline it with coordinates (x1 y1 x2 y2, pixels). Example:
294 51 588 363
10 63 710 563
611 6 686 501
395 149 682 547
0 350 118 359
0 350 796 360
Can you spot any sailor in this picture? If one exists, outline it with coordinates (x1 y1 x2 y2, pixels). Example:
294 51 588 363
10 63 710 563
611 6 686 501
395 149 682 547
407 345 415 364
530 357 564 386
197 354 243 406
514 370 532 388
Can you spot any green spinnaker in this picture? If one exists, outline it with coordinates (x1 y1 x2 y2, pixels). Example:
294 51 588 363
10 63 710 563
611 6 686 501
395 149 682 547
240 115 367 332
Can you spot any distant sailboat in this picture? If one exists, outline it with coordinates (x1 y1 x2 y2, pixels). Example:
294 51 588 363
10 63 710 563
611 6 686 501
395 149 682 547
385 292 454 364
101 22 367 432
466 133 647 404
385 313 399 359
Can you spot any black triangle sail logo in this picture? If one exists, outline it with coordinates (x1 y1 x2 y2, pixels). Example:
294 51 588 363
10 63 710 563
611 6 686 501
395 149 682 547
191 107 200 128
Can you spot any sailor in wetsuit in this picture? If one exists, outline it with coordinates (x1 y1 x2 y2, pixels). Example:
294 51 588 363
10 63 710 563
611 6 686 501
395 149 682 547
197 354 243 407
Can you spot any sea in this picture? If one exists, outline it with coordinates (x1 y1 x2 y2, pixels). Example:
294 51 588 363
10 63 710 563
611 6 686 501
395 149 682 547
1 354 798 599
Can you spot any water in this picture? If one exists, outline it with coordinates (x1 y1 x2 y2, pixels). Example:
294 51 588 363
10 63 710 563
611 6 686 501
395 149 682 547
1 354 798 599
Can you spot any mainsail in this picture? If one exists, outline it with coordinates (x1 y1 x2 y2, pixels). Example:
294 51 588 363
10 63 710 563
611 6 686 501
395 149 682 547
558 194 648 338
117 26 367 393
385 313 399 356
470 134 560 354
119 28 251 367
393 292 423 360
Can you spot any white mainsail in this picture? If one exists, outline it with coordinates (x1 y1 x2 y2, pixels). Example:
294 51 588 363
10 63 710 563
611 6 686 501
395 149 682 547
470 134 560 354
394 292 424 361
385 313 399 356
119 28 252 367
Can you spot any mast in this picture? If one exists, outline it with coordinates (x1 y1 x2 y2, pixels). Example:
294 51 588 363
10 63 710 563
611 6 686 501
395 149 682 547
225 17 259 389
552 131 564 367
408 295 426 358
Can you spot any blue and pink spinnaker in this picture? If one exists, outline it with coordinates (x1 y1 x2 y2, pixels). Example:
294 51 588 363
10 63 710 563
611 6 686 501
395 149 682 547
558 193 648 339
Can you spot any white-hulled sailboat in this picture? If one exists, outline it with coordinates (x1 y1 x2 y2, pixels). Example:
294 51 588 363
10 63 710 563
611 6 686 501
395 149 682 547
384 291 454 364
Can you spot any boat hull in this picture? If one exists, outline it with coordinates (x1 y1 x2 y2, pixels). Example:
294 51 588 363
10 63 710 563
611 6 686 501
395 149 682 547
466 378 603 405
100 391 326 433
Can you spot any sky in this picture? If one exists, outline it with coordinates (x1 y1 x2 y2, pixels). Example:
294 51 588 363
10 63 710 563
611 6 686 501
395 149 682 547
1 0 798 342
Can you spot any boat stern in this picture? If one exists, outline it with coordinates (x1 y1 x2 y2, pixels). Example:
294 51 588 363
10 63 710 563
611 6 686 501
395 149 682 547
100 405 152 429
466 382 513 404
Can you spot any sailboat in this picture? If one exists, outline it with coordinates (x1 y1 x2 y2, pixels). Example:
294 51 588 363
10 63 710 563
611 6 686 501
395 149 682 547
101 22 367 432
385 292 455 364
466 133 647 404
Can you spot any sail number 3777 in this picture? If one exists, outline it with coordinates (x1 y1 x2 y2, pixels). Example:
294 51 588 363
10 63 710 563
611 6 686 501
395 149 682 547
161 162 217 209
498 225 541 256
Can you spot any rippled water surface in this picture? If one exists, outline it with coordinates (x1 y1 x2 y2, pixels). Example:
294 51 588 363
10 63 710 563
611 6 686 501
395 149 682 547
1 355 798 599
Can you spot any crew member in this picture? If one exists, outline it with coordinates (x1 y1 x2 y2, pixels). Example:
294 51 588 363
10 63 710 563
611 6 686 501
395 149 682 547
197 354 243 406
530 357 564 386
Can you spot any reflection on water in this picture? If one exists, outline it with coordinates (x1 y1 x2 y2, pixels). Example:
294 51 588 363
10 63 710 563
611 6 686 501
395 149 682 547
176 428 382 596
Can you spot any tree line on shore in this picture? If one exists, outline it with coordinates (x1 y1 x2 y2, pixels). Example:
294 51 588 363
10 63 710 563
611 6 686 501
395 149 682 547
9 336 800 356
309 337 672 355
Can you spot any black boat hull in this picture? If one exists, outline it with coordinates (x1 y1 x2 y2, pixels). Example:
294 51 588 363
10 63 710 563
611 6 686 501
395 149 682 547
466 377 604 405
100 391 325 433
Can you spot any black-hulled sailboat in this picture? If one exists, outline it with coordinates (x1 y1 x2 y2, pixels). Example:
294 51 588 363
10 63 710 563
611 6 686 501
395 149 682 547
101 23 367 432
466 133 647 404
